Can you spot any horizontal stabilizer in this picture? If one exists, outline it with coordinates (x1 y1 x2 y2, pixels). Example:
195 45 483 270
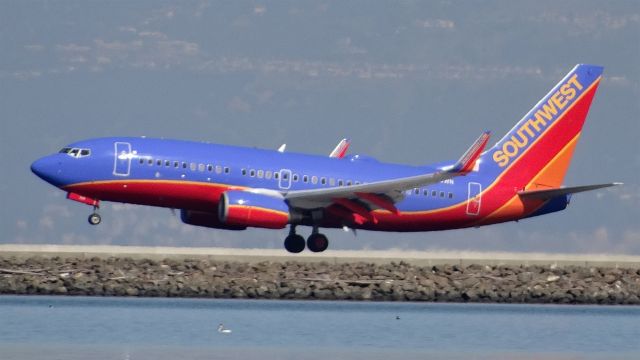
518 183 622 199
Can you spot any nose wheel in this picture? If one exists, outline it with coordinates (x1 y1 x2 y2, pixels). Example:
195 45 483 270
88 213 101 225
88 206 101 225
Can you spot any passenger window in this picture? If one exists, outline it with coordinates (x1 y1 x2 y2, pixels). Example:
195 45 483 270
165 160 170 167
190 163 197 171
293 174 299 182
139 158 144 164
174 161 179 168
182 162 187 169
250 169 255 177
423 189 428 196
215 165 222 174
311 176 318 184
321 177 326 185
329 178 335 186
414 188 420 195
448 192 453 199
148 159 153 165
346 180 352 186
241 169 247 176
257 170 264 178
274 172 279 180
440 191 445 198
207 165 213 172
338 180 344 186
355 181 360 185
431 190 437 197
265 170 272 179
198 164 205 172
224 167 230 174
303 175 308 183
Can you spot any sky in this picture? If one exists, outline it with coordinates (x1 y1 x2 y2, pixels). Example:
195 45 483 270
1 1 639 254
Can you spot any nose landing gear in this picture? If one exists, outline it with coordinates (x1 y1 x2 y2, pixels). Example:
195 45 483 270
88 206 101 225
283 226 329 253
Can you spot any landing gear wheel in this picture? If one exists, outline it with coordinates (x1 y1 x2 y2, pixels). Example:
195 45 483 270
307 233 329 253
284 234 306 253
88 213 101 225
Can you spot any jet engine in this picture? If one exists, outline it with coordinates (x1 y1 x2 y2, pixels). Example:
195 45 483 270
219 190 290 229
180 209 247 230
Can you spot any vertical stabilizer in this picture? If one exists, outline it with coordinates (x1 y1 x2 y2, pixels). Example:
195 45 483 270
479 64 603 190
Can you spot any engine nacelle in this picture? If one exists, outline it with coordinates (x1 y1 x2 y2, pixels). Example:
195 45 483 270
219 190 290 229
180 209 247 230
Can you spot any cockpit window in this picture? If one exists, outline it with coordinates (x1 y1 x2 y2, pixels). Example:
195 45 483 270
60 147 91 158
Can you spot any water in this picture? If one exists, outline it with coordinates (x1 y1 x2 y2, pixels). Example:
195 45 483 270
1 296 639 360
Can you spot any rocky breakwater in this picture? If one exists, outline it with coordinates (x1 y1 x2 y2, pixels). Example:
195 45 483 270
1 256 639 304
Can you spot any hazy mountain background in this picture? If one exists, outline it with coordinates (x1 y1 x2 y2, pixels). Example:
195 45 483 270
1 1 638 253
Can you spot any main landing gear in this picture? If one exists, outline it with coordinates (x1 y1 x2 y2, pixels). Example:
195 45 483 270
284 226 329 253
88 206 101 225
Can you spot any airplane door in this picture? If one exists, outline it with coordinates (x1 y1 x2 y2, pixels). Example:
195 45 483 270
278 169 292 190
466 182 482 215
113 142 132 176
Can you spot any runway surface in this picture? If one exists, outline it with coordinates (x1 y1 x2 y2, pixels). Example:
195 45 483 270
1 244 639 268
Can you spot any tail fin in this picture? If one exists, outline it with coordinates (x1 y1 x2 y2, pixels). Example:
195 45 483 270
479 64 603 191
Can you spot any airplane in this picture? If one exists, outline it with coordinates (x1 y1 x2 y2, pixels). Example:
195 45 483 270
31 64 620 253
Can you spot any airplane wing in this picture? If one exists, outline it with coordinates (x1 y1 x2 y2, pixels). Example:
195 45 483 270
284 132 491 214
329 138 350 158
518 183 622 199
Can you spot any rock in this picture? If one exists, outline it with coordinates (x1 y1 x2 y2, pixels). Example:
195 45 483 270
517 272 533 282
125 287 139 296
0 254 639 305
547 275 560 282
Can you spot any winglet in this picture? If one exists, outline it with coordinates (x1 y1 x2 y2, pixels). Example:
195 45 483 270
329 138 351 158
451 131 491 174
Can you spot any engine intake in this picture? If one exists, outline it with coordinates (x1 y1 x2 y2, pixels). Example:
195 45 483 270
219 190 289 229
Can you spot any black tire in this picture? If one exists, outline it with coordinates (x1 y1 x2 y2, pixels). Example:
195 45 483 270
284 234 305 253
88 213 101 225
307 233 329 253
